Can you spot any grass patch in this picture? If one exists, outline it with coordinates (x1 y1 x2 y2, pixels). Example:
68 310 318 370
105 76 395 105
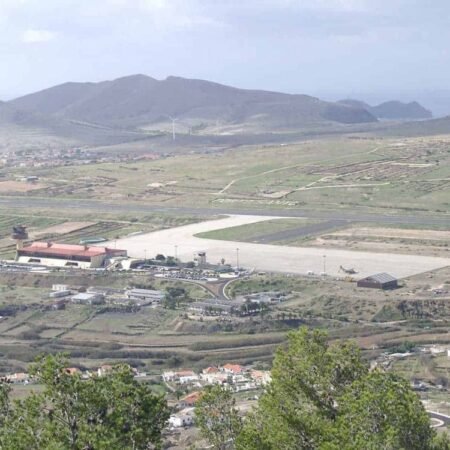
196 218 317 242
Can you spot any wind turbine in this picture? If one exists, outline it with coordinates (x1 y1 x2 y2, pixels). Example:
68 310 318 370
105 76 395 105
165 115 178 140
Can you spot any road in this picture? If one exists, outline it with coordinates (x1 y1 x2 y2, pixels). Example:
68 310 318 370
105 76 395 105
428 411 450 428
0 196 449 227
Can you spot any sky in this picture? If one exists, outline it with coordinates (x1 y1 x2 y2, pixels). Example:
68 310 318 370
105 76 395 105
1 0 450 113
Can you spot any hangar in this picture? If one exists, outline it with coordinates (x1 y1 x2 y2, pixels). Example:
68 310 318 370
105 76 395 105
357 273 398 290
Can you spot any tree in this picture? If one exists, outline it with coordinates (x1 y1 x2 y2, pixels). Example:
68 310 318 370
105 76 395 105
166 256 177 267
236 327 441 450
195 385 242 450
164 287 188 309
328 371 434 450
155 254 166 261
0 354 169 450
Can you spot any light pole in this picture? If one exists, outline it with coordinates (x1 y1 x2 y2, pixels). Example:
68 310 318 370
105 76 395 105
174 245 178 260
144 249 147 262
236 248 240 271
323 255 326 275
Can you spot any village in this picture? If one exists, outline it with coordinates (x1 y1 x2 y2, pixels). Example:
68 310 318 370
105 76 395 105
1 359 271 433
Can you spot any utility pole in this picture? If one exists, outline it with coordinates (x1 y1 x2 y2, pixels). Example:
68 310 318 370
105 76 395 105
236 248 240 271
323 254 326 275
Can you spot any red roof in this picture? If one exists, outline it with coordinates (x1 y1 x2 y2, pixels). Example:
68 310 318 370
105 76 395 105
180 391 202 405
19 242 125 259
222 364 243 374
176 370 196 377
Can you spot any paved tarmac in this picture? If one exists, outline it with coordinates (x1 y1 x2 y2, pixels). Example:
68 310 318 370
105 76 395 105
1 196 449 227
104 215 450 279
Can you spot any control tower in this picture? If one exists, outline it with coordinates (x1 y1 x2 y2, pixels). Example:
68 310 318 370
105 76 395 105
11 225 28 251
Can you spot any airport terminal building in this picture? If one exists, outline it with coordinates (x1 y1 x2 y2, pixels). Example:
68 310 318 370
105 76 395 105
16 242 127 269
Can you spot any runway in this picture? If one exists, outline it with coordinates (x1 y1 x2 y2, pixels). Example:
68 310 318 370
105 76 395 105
104 215 450 279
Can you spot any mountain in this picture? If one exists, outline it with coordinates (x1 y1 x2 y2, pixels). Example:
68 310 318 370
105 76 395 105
0 98 149 146
336 99 372 111
339 99 432 120
11 81 110 115
371 101 432 120
0 100 43 126
10 75 377 130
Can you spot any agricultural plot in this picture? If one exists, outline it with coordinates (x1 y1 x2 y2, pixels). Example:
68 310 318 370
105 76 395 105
0 208 205 259
299 225 450 257
3 135 446 213
0 181 46 193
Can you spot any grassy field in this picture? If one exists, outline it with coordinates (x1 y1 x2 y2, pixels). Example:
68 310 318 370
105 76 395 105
0 209 207 258
195 218 319 242
3 134 449 213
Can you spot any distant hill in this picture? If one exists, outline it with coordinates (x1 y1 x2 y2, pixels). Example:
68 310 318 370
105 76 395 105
371 101 432 120
0 98 150 146
339 99 432 120
10 75 377 130
377 115 450 137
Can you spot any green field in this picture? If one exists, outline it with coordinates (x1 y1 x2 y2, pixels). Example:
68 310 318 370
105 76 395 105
0 209 206 258
4 134 449 214
195 218 319 242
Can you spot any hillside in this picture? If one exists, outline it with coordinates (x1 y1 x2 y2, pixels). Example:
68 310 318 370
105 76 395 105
0 100 46 127
10 75 377 130
372 101 432 120
0 99 150 147
378 115 450 137
339 99 432 120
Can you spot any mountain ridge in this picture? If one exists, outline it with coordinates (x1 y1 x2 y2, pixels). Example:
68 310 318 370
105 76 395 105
9 74 377 130
339 98 432 120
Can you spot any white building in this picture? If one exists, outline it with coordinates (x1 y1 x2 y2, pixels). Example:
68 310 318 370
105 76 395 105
162 370 198 384
72 293 105 305
125 289 165 304
168 409 194 428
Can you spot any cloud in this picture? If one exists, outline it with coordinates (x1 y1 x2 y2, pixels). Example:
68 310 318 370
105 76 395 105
22 29 56 43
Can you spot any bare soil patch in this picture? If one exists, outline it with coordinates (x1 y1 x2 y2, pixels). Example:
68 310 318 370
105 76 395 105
0 181 45 192
31 221 96 237
331 227 450 241
304 226 450 257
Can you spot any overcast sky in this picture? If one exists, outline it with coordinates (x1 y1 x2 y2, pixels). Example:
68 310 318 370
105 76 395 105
1 0 449 111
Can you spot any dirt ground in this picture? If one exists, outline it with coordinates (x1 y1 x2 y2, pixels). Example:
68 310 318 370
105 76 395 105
0 181 45 192
331 227 450 241
308 226 450 257
30 221 96 237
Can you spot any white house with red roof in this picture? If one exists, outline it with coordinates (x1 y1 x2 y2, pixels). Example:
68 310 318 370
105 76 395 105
221 364 243 375
162 370 199 384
